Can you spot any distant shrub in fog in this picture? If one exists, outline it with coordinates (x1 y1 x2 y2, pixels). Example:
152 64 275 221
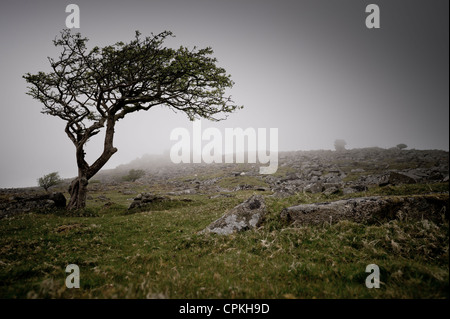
122 169 145 182
38 172 62 191
334 139 347 151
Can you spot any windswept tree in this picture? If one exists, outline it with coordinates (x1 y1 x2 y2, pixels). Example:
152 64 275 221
24 30 241 210
38 172 62 192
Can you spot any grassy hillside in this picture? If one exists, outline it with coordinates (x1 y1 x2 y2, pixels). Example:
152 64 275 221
1 180 448 298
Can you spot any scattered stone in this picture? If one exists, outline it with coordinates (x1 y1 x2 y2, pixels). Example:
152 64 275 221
209 193 234 199
166 189 196 196
121 190 136 195
378 172 417 187
270 191 295 198
309 176 320 183
323 183 342 190
309 170 322 177
304 182 323 194
323 175 343 184
343 185 368 194
281 173 300 182
343 187 358 195
387 172 418 185
0 192 66 218
323 186 340 196
202 195 267 235
128 193 169 211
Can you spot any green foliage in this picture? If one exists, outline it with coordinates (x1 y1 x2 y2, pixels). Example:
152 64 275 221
23 30 242 208
122 169 145 182
396 143 408 150
37 172 62 191
23 29 242 131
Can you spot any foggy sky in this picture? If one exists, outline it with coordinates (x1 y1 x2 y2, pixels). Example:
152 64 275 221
0 0 448 188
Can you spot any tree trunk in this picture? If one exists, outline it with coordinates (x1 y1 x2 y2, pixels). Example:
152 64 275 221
67 175 89 210
67 115 118 211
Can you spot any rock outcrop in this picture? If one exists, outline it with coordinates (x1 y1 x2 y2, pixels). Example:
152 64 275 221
0 192 66 218
280 194 448 226
202 195 267 235
128 193 169 211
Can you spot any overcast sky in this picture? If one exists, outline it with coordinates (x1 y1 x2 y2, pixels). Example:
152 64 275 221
0 0 448 188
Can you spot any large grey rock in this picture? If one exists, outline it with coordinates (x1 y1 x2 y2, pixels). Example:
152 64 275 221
280 194 448 226
202 195 267 235
323 186 340 196
379 172 417 186
304 182 323 194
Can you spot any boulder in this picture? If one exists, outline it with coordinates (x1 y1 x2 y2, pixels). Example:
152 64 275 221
202 195 267 235
323 186 340 196
324 176 343 184
128 193 169 211
323 183 342 190
304 182 323 194
270 190 296 198
50 192 67 208
379 172 417 186
343 187 358 195
166 189 196 196
388 172 418 185
343 185 368 194
309 170 322 178
280 194 448 226
97 195 110 202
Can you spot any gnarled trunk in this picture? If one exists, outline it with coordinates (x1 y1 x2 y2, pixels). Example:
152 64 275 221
67 175 89 210
66 115 118 211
